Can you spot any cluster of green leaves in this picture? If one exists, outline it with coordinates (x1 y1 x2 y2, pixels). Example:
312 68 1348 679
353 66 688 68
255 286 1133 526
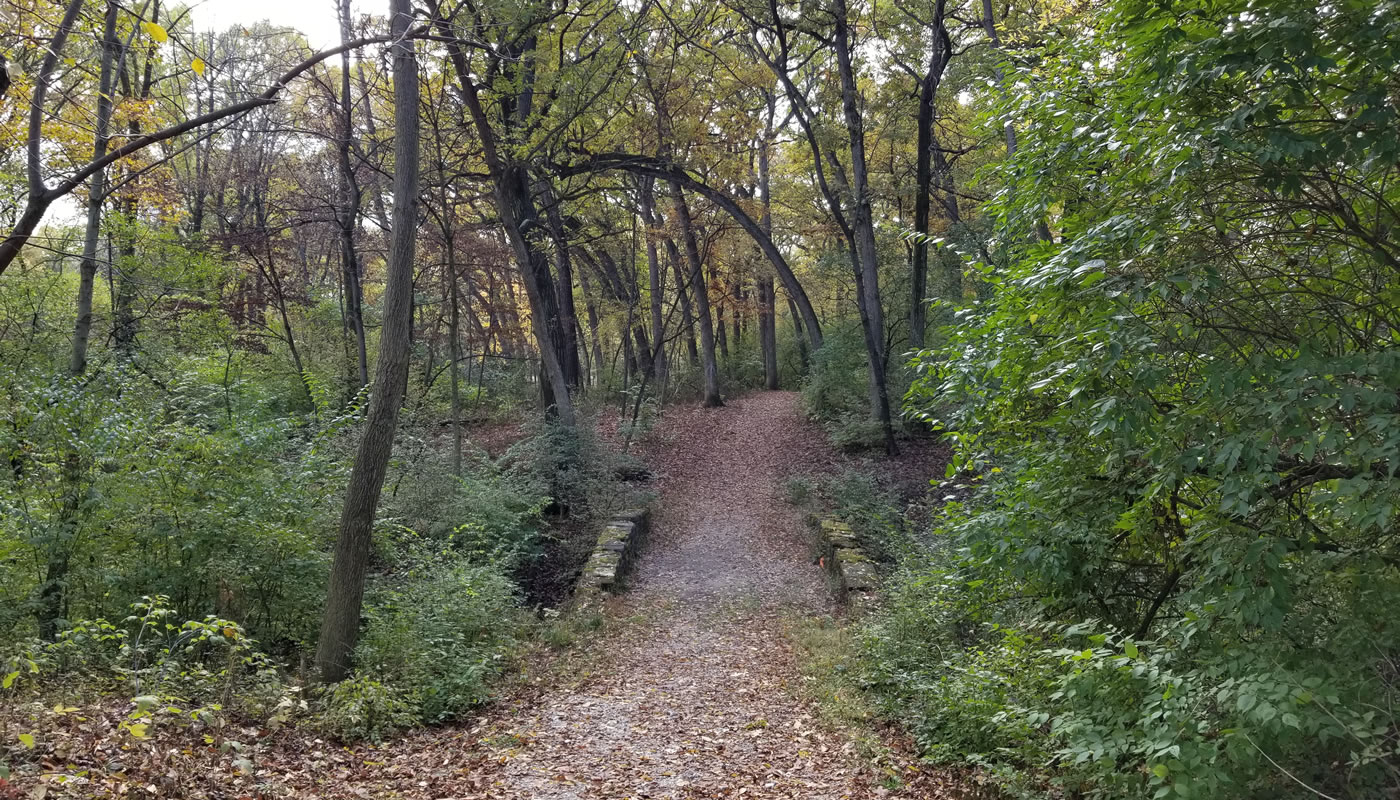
351 550 522 734
2 595 285 720
882 0 1400 797
802 324 912 450
0 363 343 647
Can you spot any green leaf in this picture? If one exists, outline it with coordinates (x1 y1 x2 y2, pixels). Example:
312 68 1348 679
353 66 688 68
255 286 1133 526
17 733 35 749
1124 640 1139 659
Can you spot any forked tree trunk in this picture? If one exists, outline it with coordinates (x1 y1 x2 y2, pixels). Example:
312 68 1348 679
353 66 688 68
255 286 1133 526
315 0 419 683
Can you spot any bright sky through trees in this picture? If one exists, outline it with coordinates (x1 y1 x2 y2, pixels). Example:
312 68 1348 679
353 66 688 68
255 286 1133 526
187 0 347 47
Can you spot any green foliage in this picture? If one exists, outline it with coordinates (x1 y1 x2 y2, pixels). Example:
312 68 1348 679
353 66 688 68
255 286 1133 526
801 325 907 450
315 675 419 743
880 0 1400 796
355 552 522 726
0 364 340 647
1 596 283 714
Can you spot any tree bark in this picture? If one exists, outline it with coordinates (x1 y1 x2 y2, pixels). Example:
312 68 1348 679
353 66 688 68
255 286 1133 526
338 0 370 389
668 182 722 407
909 0 952 349
639 179 668 388
315 0 419 683
69 1 120 377
833 0 896 453
757 102 779 389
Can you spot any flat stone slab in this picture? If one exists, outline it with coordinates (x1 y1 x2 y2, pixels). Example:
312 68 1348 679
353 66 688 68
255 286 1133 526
572 508 652 603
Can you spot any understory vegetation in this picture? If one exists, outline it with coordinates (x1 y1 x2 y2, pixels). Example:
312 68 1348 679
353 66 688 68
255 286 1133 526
801 2 1400 798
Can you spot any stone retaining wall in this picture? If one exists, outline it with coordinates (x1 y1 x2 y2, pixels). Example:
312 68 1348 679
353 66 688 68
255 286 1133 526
573 507 650 602
810 515 880 611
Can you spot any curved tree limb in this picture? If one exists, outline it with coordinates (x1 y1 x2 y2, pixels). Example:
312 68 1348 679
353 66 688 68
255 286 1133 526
552 151 824 351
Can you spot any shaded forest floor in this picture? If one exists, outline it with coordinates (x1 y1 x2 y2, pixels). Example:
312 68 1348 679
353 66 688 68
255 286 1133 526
3 392 980 799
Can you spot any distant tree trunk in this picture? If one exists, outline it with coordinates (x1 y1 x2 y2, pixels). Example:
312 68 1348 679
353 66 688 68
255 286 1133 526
69 0 119 377
640 180 668 387
576 264 605 386
338 0 369 389
315 0 419 683
757 104 779 389
448 254 464 475
714 290 729 359
668 182 722 407
664 235 699 365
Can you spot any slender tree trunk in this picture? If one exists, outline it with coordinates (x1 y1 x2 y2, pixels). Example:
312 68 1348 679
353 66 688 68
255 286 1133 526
448 250 464 475
668 182 721 407
757 107 779 389
70 1 119 377
640 182 668 388
576 264 605 387
338 0 369 389
664 236 699 365
833 0 895 453
315 0 419 682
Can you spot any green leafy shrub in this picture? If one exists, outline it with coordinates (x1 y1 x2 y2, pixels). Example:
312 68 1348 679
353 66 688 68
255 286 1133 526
1 596 285 733
315 675 418 743
876 0 1400 796
356 555 522 725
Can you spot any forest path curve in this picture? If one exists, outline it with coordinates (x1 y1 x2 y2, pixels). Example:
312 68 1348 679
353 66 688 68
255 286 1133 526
431 392 954 799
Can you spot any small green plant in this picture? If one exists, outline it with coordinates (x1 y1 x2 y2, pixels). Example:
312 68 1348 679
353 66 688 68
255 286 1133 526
315 675 418 743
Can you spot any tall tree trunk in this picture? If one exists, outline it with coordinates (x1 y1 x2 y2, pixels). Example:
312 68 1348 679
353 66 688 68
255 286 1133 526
338 0 369 389
70 0 119 377
540 181 581 388
435 18 575 426
909 0 953 349
833 0 895 453
757 105 779 389
668 182 721 407
315 0 419 682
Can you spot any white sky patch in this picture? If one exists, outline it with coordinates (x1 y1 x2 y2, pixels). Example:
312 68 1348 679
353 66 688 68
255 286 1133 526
183 0 358 49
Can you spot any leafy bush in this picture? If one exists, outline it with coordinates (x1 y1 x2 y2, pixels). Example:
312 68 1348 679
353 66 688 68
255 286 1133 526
315 675 419 743
355 554 522 726
875 0 1400 796
1 596 284 718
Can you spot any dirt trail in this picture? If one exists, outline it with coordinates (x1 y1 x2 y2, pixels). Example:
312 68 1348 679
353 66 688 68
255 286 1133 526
434 392 944 799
